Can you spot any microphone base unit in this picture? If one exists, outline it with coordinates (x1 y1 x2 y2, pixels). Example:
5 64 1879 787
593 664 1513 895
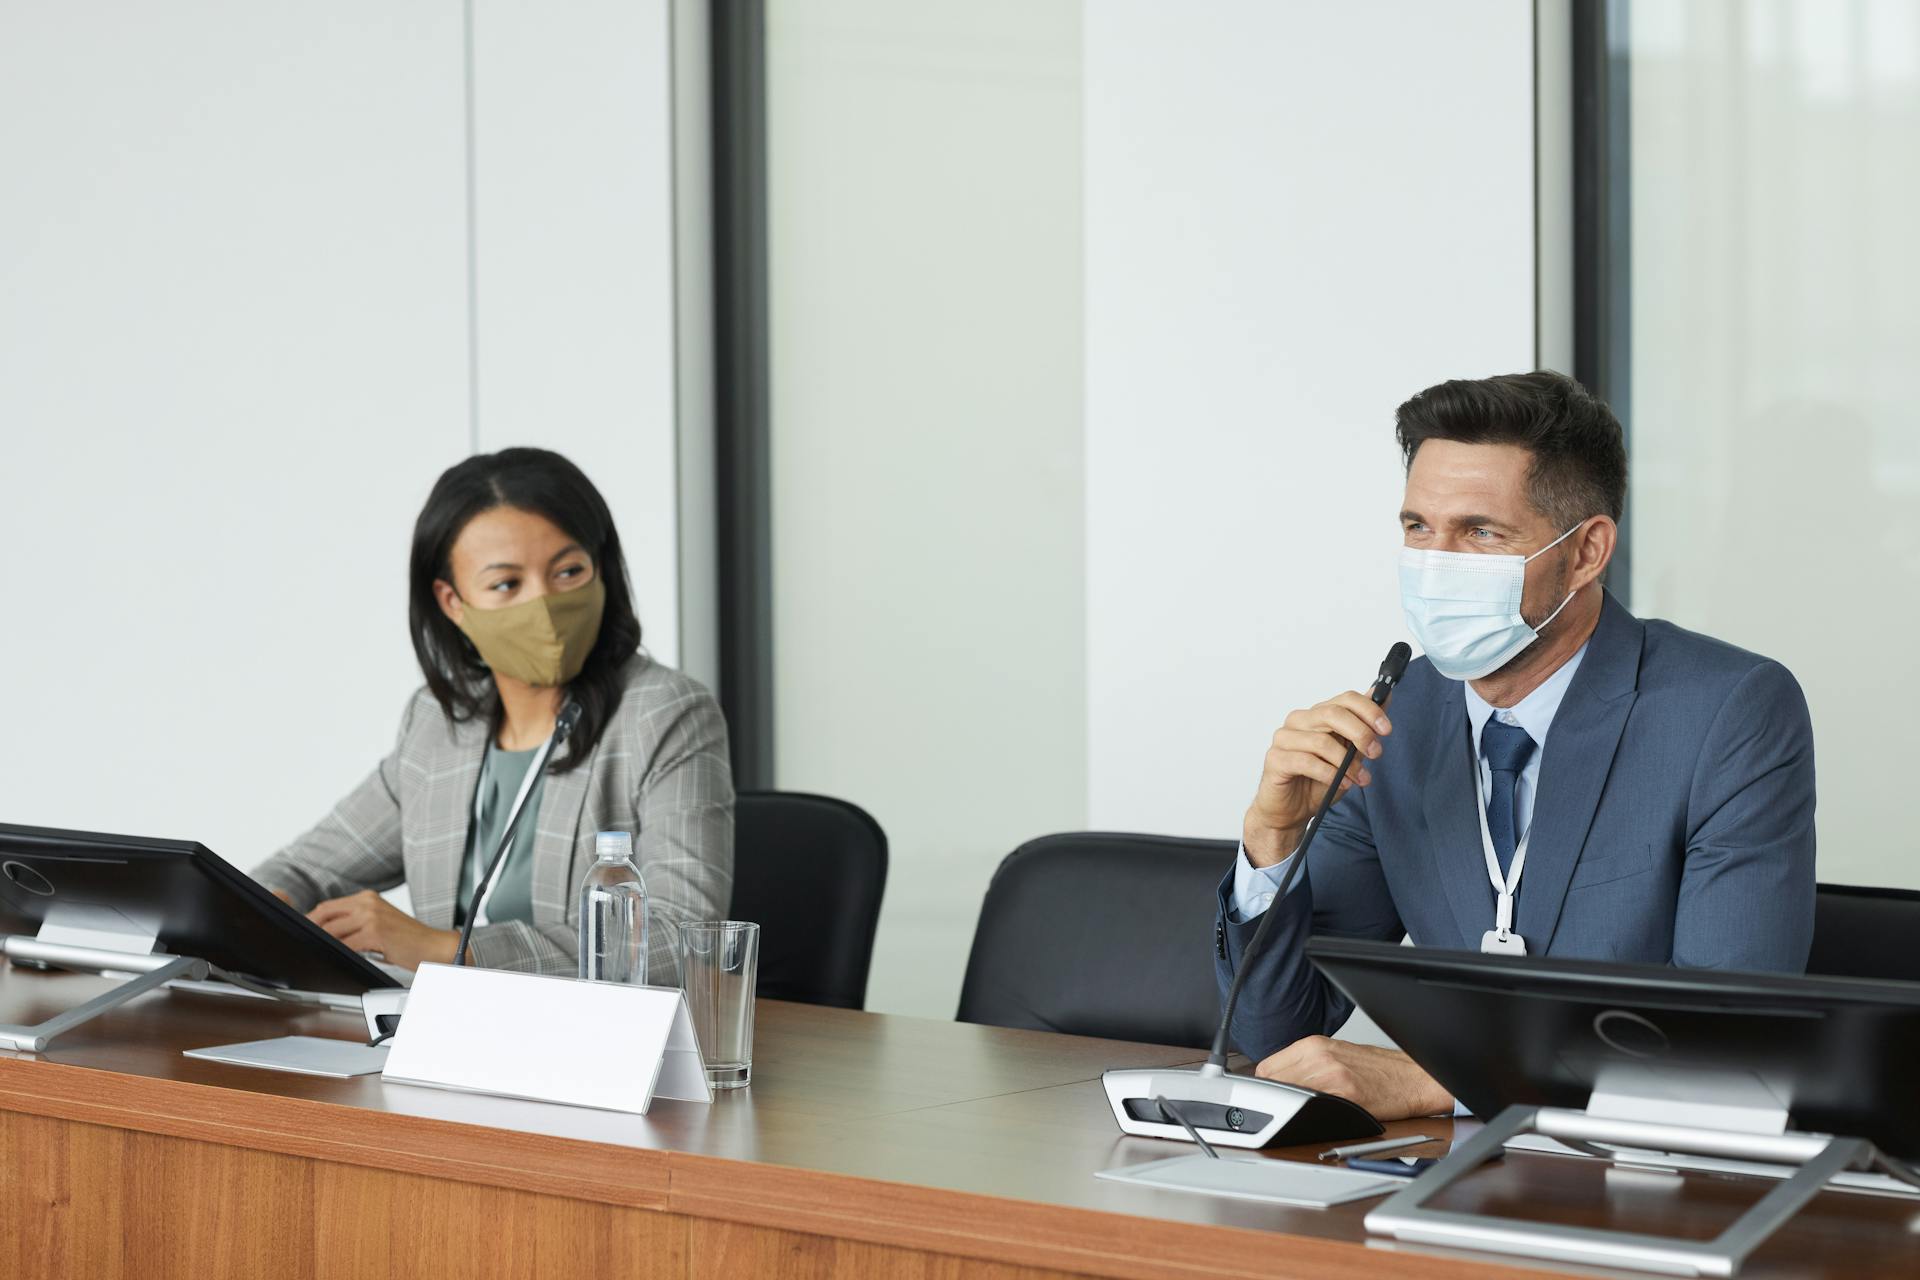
1102 1066 1384 1150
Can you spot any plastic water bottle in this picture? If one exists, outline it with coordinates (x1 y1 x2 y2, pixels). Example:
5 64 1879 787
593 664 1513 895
578 831 648 984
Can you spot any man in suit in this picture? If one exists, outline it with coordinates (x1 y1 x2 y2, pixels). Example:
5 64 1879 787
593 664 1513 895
1216 371 1815 1120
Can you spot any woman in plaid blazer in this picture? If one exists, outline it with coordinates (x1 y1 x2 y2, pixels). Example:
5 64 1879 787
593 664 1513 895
253 448 734 982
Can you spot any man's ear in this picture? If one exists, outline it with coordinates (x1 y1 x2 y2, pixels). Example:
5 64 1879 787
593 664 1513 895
1571 517 1617 591
434 579 465 625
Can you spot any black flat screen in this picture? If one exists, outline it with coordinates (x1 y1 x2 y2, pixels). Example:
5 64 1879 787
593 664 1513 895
0 823 399 995
1308 936 1920 1159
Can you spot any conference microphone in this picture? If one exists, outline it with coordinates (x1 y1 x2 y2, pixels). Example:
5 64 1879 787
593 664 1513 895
453 699 583 968
1102 642 1412 1150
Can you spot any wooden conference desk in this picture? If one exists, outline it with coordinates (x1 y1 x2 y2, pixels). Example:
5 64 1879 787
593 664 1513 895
0 966 1914 1279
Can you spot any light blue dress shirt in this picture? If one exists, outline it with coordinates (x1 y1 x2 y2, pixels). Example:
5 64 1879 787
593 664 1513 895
1229 642 1591 921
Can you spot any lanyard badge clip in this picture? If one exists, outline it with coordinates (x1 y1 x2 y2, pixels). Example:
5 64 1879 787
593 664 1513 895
1476 768 1530 956
1480 929 1528 956
1480 897 1527 956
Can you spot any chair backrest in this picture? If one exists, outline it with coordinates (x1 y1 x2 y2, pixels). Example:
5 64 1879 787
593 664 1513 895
1809 882 1920 982
728 791 888 1010
957 832 1233 1049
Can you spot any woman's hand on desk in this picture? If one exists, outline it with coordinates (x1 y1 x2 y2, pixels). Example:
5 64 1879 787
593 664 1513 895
1256 1036 1453 1122
307 890 458 971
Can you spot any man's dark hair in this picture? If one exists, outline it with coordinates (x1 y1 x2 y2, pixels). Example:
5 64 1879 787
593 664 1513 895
1394 370 1627 527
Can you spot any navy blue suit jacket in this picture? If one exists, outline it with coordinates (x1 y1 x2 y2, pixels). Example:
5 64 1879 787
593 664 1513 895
1213 592 1817 1062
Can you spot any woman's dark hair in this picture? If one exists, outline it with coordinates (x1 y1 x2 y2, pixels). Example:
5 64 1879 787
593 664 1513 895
1394 370 1628 529
408 447 643 771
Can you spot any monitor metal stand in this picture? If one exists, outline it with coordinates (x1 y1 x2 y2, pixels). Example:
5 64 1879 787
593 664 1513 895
0 916 208 1052
1365 1098 1920 1277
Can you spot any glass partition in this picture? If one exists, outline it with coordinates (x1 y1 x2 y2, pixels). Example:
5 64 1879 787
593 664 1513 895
1624 0 1920 888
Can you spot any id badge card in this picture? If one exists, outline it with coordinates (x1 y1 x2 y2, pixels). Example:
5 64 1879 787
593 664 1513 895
1480 929 1528 956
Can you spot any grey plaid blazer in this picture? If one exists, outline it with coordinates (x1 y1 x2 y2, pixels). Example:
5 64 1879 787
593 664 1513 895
253 654 734 982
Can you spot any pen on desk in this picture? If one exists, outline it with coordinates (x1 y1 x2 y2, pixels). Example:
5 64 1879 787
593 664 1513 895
1316 1134 1436 1163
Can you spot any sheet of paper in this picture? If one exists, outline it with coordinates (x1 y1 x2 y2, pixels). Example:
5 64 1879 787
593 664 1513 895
1096 1154 1401 1208
184 1035 389 1078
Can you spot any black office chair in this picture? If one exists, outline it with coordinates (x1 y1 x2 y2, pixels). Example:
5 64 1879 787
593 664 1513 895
727 791 888 1010
1808 882 1920 982
956 832 1234 1049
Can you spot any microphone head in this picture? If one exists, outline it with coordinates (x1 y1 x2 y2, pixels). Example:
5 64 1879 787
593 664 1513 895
1379 642 1413 686
554 700 584 742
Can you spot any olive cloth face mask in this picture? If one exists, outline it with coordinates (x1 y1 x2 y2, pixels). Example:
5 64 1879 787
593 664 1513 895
455 577 606 688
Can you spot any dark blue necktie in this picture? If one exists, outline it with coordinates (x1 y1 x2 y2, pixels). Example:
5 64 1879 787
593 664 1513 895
1482 719 1537 876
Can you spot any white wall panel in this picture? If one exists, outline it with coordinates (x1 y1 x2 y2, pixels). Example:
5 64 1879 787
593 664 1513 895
469 0 683 664
0 2 690 877
1083 0 1537 838
766 0 1086 1020
0 2 469 868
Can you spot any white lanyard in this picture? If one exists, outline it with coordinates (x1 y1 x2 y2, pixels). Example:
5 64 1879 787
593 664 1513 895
1473 747 1530 956
471 739 550 927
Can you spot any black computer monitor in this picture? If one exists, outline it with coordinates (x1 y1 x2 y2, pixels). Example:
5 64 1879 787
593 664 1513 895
0 823 400 995
1306 936 1920 1159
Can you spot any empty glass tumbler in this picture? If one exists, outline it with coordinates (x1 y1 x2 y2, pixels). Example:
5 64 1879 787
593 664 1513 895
679 920 759 1089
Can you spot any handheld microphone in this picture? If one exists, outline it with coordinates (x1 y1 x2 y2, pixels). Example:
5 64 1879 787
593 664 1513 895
1208 641 1409 1067
1103 643 1411 1150
452 699 583 968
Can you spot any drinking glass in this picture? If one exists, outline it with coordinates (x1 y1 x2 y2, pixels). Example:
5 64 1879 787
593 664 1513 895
679 920 759 1089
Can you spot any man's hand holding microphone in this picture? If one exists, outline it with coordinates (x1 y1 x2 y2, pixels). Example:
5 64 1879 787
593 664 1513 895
1242 692 1393 867
1235 668 1454 1122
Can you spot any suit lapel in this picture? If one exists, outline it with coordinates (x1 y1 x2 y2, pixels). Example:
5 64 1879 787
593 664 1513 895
1423 688 1495 945
1517 592 1643 952
414 713 490 930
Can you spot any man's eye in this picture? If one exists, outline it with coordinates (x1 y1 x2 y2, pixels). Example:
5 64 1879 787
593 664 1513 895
1469 528 1494 539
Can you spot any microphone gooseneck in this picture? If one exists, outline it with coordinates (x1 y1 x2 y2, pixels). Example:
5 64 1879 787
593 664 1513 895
1206 643 1411 1070
452 699 582 967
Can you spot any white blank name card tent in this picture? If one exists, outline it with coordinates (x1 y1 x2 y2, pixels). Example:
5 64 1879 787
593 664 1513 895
381 963 712 1114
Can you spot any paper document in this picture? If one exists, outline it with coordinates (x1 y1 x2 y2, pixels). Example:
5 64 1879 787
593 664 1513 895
1096 1153 1401 1208
185 1035 389 1078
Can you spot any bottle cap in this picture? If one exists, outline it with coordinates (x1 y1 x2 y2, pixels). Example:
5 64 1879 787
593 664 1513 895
595 831 633 859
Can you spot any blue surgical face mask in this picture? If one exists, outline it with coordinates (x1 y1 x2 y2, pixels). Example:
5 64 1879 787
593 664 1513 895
1398 523 1581 681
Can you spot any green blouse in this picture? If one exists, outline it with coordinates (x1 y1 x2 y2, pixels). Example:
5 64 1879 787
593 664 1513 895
454 742 546 926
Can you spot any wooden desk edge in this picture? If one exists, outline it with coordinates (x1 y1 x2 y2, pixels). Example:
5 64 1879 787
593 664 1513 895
0 1054 670 1209
664 1147 1565 1280
0 1054 1564 1280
